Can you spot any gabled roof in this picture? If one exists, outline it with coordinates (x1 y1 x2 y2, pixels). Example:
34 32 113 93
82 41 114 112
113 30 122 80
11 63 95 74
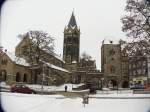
5 51 30 67
16 34 65 63
68 11 77 27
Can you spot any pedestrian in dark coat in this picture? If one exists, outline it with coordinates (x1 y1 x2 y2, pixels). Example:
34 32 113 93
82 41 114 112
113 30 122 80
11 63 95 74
65 85 67 92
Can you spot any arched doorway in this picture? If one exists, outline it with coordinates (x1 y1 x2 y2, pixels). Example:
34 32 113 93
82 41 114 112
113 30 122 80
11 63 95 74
108 79 118 88
122 81 129 88
111 80 117 87
16 72 21 82
1 70 7 81
23 74 27 82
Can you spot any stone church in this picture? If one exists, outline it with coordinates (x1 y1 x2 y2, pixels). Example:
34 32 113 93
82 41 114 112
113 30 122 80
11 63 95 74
0 12 102 86
63 12 102 84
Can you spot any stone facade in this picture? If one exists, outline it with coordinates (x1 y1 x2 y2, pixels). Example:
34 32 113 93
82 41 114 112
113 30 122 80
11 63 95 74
101 42 129 88
0 35 71 85
71 59 102 84
63 12 80 71
121 51 129 88
0 50 31 85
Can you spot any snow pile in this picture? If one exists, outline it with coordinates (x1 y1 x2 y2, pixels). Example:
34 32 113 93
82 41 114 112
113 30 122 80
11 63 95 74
26 83 84 92
1 92 150 112
97 89 133 94
5 51 29 66
90 93 150 98
0 82 10 92
0 82 10 89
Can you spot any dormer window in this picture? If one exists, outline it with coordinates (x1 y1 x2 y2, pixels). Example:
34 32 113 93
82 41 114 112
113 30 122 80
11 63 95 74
21 46 28 55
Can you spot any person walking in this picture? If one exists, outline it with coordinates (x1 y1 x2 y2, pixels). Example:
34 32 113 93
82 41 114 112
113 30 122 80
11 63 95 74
65 85 67 92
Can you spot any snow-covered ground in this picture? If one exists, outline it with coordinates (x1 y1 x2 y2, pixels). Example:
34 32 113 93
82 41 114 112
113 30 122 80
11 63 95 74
25 84 135 94
1 92 150 112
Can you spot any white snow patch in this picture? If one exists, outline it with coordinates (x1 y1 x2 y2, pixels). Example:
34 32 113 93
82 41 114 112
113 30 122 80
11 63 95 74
26 83 84 92
0 82 10 89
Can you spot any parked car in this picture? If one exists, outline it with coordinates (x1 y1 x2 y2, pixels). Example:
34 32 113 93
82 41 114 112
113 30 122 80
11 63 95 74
11 84 36 94
85 82 100 94
89 86 97 94
130 84 145 89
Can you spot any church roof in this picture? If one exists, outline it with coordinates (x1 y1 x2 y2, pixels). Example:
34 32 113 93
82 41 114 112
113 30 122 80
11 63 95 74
68 11 77 27
4 51 30 67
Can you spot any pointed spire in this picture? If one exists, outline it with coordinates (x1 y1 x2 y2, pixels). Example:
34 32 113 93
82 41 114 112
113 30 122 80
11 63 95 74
68 10 77 27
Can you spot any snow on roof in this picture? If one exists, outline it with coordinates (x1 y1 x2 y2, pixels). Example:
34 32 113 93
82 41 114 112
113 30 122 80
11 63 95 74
43 49 65 63
43 61 70 73
53 54 65 63
5 51 30 67
102 38 120 45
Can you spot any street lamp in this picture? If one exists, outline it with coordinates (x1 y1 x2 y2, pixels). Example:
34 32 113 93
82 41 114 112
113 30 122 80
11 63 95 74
41 63 46 94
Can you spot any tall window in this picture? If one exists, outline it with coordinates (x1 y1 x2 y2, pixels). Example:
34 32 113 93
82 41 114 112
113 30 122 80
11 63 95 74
21 46 28 55
1 70 7 81
23 74 27 82
16 72 21 82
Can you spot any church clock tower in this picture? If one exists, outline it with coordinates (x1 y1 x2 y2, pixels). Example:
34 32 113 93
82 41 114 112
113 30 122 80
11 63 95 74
63 12 80 64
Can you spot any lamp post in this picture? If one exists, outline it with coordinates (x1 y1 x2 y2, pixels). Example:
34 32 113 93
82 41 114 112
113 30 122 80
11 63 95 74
41 63 46 94
101 78 104 90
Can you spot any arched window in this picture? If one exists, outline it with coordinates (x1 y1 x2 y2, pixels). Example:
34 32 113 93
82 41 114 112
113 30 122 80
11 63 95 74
109 80 117 87
23 74 27 82
16 72 21 82
110 66 115 73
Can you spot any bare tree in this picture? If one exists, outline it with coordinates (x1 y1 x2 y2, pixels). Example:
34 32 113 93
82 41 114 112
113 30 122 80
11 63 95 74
19 31 54 65
121 0 150 56
81 52 92 61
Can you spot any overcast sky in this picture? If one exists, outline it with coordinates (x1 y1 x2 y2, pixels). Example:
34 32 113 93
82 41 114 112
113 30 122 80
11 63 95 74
1 0 127 70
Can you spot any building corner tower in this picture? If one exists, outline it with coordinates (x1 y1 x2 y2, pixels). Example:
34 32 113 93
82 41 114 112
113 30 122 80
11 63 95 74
63 11 80 66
